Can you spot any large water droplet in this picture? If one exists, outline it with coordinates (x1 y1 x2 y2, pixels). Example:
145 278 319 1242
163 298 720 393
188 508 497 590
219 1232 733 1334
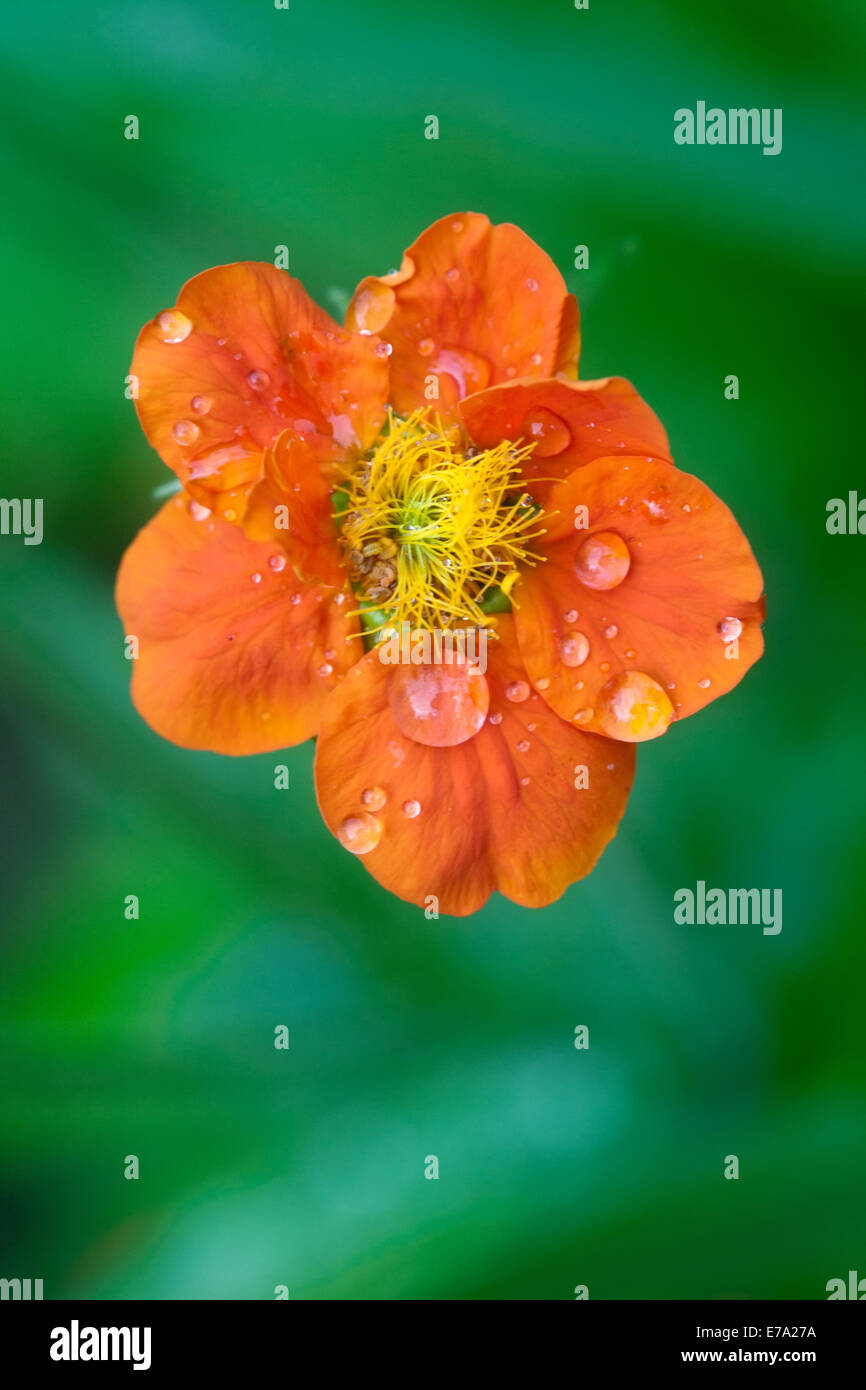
559 631 590 668
353 281 393 335
388 653 489 746
574 531 631 590
523 407 571 458
337 812 382 855
433 347 491 397
597 671 674 742
156 309 192 343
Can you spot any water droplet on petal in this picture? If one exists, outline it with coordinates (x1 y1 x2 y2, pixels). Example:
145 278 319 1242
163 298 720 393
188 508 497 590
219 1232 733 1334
625 648 637 660
191 394 212 415
524 407 571 457
318 662 333 677
445 267 460 283
388 653 489 746
698 676 711 689
362 785 387 812
717 616 742 640
574 531 631 590
188 500 210 521
488 711 503 725
535 676 550 691
563 608 578 624
505 680 531 704
337 812 382 855
451 219 464 233
559 631 590 667
519 776 530 786
573 707 594 725
268 553 286 572
352 281 394 335
402 799 421 818
433 346 491 396
604 624 618 639
526 277 539 292
517 738 531 752
250 572 262 584
597 671 674 742
418 337 435 356
157 308 192 343
374 340 393 358
529 352 543 367
172 419 199 445
247 369 270 390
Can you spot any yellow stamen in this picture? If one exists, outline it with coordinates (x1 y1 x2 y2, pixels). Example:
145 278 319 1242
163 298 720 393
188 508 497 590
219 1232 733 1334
339 409 545 632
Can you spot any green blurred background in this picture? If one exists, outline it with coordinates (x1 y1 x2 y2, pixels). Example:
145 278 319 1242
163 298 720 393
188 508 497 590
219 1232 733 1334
1 0 865 1300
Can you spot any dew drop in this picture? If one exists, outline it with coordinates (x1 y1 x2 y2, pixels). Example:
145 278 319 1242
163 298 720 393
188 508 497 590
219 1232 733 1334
559 631 590 667
374 340 393 358
505 680 531 704
604 624 618 639
319 662 334 677
188 500 210 521
250 572 262 584
388 654 489 746
172 419 199 445
574 531 631 590
337 812 382 855
362 785 387 812
268 553 286 572
418 337 435 356
247 369 270 390
526 277 539 292
535 676 551 691
517 738 531 753
352 281 394 335
402 799 421 818
523 407 571 458
573 707 594 725
698 677 711 689
717 616 742 640
191 394 212 415
445 267 460 283
597 671 674 742
156 308 192 343
519 776 530 786
489 711 503 725
564 609 579 623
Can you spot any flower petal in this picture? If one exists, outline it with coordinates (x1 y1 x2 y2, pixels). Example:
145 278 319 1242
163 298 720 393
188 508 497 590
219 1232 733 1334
116 492 359 754
513 455 765 738
132 262 388 512
459 376 671 496
243 429 347 587
346 213 579 416
313 616 635 914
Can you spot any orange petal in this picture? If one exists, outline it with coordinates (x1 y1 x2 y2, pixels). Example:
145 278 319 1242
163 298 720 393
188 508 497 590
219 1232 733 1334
243 429 346 587
513 455 765 739
459 376 671 496
116 492 359 754
313 616 635 914
132 262 388 507
346 213 579 416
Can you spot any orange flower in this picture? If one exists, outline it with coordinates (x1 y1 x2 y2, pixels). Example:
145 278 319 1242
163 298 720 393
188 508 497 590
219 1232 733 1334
117 213 765 915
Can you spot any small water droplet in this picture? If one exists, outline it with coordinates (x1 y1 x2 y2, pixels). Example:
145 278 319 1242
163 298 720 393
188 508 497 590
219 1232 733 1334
191 394 212 415
156 308 192 343
717 616 742 640
451 219 464 233
563 608 578 623
362 786 387 812
489 711 503 725
525 277 539 292
698 676 711 689
445 267 460 283
573 707 594 725
318 662 333 677
172 419 199 445
250 572 262 584
374 340 393 358
402 799 421 818
535 676 551 691
625 648 637 660
418 337 435 356
188 500 210 521
337 812 381 855
223 508 237 522
519 776 530 786
604 624 618 639
529 352 543 367
559 631 590 668
268 554 286 572
247 369 270 390
599 661 611 673
505 680 531 704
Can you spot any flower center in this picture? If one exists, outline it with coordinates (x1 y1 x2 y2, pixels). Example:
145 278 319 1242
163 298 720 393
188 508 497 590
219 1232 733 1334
340 409 544 632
